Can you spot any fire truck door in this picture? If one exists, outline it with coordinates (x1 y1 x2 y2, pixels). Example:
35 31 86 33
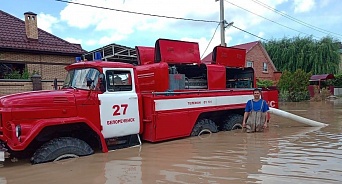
98 68 140 138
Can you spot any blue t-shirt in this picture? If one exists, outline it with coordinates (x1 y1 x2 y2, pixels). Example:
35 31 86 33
245 99 269 112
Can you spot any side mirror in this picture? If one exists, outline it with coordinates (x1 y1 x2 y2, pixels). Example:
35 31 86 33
86 77 93 87
98 74 106 93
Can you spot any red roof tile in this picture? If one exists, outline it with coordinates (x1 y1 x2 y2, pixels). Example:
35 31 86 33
0 10 85 55
310 74 334 81
231 41 259 52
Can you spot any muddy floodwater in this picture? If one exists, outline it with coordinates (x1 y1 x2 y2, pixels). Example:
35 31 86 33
1 99 342 184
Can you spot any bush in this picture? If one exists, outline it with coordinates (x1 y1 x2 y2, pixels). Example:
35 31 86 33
277 69 311 102
331 73 342 87
310 87 332 101
257 79 274 88
4 68 34 79
4 70 22 79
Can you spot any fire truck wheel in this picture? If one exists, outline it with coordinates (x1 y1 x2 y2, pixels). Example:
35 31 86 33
30 137 94 164
221 114 243 131
191 119 218 136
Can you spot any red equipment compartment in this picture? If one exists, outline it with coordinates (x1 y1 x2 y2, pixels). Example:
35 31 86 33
212 46 246 67
262 89 279 108
155 39 201 64
206 64 226 90
136 46 155 65
136 62 169 92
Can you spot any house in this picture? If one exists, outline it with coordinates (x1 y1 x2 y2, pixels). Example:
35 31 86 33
0 10 85 95
202 41 280 81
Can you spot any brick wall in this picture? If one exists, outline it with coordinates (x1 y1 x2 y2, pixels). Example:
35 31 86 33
246 44 276 81
0 79 32 96
0 79 65 96
42 80 65 90
0 51 74 80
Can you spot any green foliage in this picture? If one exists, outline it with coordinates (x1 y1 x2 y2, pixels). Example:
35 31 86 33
277 69 311 102
4 68 37 79
4 70 22 79
263 36 340 74
257 79 274 88
331 73 342 87
21 68 30 79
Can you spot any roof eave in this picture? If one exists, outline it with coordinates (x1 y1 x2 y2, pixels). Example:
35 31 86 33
0 47 85 56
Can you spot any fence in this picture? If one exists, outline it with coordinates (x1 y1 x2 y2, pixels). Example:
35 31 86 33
334 88 342 96
0 75 64 97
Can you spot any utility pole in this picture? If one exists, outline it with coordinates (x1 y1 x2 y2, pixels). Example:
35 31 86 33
217 0 226 46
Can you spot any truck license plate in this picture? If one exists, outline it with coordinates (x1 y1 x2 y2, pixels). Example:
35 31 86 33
0 151 4 161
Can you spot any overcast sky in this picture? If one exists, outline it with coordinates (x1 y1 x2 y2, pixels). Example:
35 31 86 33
2 0 342 57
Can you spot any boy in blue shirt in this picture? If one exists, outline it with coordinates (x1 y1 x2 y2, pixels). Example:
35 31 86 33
242 88 270 132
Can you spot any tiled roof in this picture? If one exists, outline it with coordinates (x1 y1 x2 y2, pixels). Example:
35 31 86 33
231 41 259 52
310 74 334 81
0 10 85 55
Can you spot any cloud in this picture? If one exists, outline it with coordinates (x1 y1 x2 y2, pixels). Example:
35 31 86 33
37 13 59 33
258 32 265 39
98 33 128 46
85 40 98 46
319 0 331 8
64 37 82 44
58 0 290 51
293 0 315 13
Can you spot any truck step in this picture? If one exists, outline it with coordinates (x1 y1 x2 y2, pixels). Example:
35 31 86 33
105 134 141 151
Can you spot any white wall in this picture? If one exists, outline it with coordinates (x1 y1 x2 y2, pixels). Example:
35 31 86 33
334 88 342 96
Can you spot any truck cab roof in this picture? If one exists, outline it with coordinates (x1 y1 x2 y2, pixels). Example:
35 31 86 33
66 60 134 71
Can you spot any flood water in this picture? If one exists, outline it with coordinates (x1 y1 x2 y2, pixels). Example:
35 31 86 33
1 99 342 184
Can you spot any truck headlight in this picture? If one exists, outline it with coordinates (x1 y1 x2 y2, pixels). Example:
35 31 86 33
15 125 21 138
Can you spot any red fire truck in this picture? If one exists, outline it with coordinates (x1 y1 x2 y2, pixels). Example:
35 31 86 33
0 39 278 164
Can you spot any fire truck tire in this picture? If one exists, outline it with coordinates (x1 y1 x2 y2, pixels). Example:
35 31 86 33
221 114 243 131
30 137 94 164
191 119 218 136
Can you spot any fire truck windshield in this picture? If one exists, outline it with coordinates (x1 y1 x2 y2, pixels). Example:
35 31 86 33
63 68 100 90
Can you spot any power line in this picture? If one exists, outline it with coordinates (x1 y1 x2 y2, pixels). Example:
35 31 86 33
55 0 219 23
201 23 220 59
232 25 268 41
224 0 320 39
250 0 342 38
56 0 269 43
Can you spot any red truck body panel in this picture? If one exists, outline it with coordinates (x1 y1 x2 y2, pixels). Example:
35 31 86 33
155 39 201 65
141 90 254 142
136 46 155 65
136 62 169 92
212 46 246 67
206 64 226 90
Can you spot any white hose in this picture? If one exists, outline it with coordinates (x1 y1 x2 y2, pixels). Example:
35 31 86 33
269 107 328 127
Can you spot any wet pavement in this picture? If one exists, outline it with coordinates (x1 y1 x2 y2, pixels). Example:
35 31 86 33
1 99 342 184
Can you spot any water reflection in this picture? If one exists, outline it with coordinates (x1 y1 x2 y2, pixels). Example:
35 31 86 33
0 101 341 183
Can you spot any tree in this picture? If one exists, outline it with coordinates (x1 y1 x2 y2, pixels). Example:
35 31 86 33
263 36 340 74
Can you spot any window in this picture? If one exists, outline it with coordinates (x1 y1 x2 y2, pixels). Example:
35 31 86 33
106 70 132 92
63 68 100 90
263 62 268 72
246 61 253 67
0 63 26 79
